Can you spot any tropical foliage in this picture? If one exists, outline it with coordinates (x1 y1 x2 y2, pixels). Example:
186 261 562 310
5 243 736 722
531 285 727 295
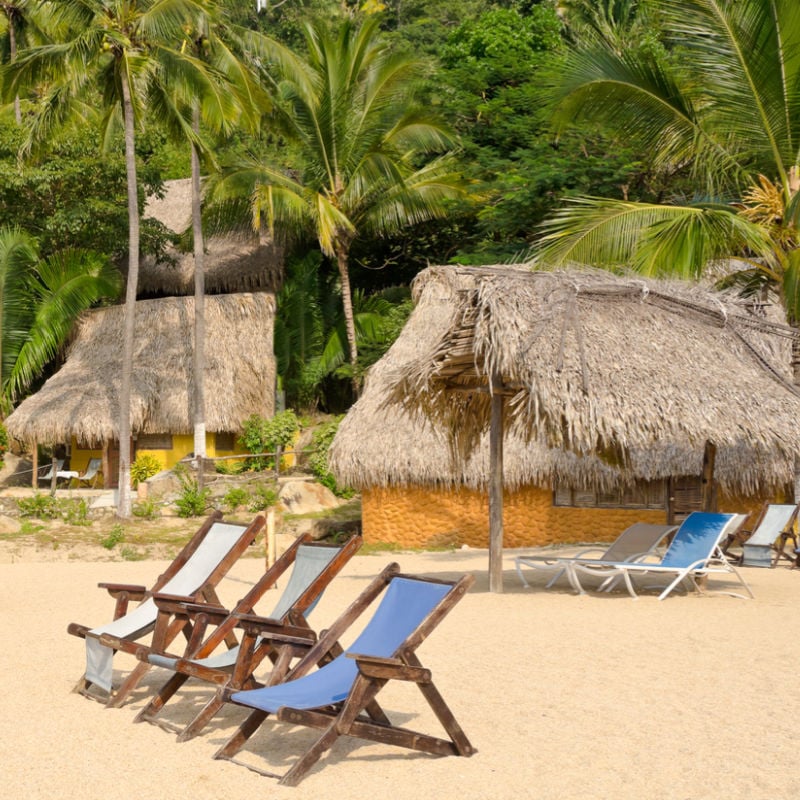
536 0 800 324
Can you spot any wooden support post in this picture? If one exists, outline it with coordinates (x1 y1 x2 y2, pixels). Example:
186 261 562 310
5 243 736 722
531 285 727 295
266 507 277 569
701 440 717 512
32 441 38 489
489 378 505 593
49 456 58 496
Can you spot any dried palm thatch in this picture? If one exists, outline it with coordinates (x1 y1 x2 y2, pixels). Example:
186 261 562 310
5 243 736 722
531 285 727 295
330 265 800 495
139 179 282 296
5 293 275 446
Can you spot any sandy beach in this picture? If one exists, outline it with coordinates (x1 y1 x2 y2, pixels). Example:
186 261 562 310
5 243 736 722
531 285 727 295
1 544 798 800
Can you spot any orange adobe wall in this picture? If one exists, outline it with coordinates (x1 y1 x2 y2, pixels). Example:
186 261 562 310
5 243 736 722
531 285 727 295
360 485 776 549
361 485 666 549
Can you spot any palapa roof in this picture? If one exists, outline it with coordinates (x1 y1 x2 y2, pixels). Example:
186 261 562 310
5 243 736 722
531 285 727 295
5 293 275 446
138 178 283 296
330 265 800 495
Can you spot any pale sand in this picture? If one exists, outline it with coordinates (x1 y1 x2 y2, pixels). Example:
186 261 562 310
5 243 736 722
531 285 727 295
1 546 798 800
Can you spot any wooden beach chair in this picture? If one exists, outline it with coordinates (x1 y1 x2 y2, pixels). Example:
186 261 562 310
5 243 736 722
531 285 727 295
515 522 677 590
75 457 103 488
68 511 263 703
566 512 751 600
130 532 362 736
214 563 476 787
722 503 799 567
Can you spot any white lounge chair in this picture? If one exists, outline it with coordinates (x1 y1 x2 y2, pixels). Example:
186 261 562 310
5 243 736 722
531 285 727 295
734 503 798 567
76 457 103 488
566 512 751 600
515 522 676 590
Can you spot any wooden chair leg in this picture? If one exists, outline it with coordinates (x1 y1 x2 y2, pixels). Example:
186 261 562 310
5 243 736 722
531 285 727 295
177 693 227 742
106 660 151 708
214 708 270 760
134 671 190 723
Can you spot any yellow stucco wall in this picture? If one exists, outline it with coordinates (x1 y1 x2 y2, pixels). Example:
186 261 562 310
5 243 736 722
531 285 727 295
361 485 773 549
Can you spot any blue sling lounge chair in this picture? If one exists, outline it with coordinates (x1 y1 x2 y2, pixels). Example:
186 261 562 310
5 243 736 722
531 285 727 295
565 512 751 600
214 563 476 787
129 532 362 738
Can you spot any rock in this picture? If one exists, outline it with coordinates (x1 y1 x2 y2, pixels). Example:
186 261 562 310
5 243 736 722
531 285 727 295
0 514 21 534
278 480 341 515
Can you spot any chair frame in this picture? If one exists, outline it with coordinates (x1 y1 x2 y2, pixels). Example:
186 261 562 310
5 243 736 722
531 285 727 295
130 532 362 737
214 563 476 787
68 511 263 703
76 457 103 488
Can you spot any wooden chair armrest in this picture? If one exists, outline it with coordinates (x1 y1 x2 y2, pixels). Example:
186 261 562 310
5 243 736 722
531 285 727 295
349 653 431 683
98 582 147 599
150 592 226 618
233 613 317 644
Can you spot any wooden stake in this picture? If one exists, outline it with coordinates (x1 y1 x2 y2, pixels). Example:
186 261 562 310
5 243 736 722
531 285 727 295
489 376 505 593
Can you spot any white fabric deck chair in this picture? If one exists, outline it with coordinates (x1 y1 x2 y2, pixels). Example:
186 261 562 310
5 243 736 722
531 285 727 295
76 458 103 488
38 458 65 481
566 512 751 600
67 512 262 701
515 523 676 590
736 504 798 567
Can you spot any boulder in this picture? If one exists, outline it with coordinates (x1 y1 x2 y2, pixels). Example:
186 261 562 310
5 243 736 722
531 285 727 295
278 479 341 515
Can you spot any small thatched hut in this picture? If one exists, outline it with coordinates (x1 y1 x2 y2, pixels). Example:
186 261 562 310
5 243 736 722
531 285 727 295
5 293 275 485
138 178 283 297
330 266 800 585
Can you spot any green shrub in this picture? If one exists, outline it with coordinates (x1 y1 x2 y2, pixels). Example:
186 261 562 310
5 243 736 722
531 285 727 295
215 458 245 475
174 465 211 517
0 421 7 469
222 486 250 512
238 410 299 472
132 498 159 519
101 524 125 549
247 483 279 512
308 417 354 498
59 498 91 526
17 493 59 519
130 453 162 487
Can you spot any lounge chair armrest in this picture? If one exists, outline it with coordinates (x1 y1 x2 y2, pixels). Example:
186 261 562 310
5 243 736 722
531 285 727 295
233 613 317 645
151 592 227 618
349 653 431 684
98 582 147 599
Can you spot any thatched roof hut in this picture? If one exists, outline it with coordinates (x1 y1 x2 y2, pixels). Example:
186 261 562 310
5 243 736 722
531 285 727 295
330 266 800 589
332 265 800 492
5 293 275 446
138 179 283 296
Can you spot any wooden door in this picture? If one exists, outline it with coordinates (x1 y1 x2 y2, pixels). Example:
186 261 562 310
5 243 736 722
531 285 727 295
667 475 713 525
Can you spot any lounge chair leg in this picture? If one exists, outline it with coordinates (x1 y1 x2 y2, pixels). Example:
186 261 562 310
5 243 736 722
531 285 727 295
177 693 226 742
134 671 190 723
106 660 151 708
215 708 269 761
279 721 341 787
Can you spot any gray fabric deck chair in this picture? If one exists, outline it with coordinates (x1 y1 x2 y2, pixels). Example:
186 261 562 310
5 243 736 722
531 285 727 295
566 512 751 600
67 512 262 703
515 523 677 591
734 503 799 567
130 532 362 738
76 458 103 488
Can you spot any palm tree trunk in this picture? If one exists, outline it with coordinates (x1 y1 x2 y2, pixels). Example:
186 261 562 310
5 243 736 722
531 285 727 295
335 245 360 397
191 111 206 470
117 69 140 519
793 336 800 503
8 12 20 124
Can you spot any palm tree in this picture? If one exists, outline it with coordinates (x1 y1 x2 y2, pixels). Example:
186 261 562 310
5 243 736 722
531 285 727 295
534 0 800 489
4 0 226 516
0 225 121 410
209 16 462 395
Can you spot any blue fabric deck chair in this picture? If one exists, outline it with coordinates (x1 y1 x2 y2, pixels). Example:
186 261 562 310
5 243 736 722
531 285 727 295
515 523 677 590
214 563 476 787
129 532 362 738
729 503 799 567
67 511 263 703
565 512 752 600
